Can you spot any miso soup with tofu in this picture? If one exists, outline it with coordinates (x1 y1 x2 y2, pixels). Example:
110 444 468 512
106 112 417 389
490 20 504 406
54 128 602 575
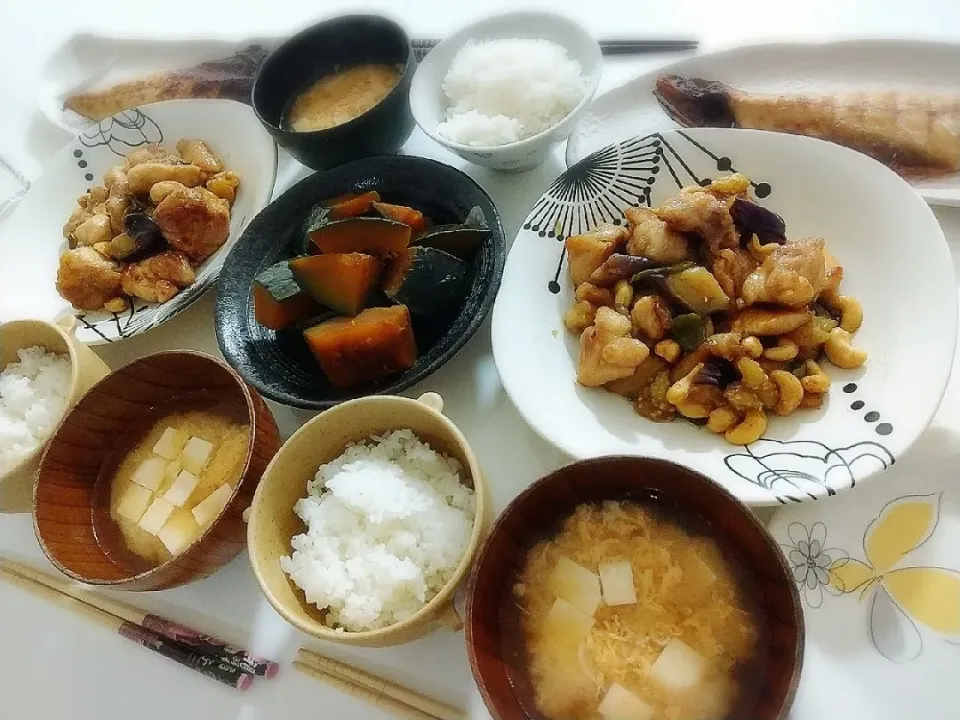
508 500 767 720
92 391 250 571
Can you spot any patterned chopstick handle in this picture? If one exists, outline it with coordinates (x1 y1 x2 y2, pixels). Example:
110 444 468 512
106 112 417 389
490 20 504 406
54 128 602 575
118 622 253 691
141 614 279 678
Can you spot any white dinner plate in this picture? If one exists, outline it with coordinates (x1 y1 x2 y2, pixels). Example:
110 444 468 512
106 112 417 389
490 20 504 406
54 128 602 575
767 419 960 720
492 127 956 506
565 39 960 207
0 99 277 344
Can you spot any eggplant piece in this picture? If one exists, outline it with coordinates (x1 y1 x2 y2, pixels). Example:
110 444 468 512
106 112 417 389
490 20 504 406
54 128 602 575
663 266 731 314
123 212 166 258
671 313 708 352
730 198 787 245
588 254 659 287
694 359 739 388
630 260 696 284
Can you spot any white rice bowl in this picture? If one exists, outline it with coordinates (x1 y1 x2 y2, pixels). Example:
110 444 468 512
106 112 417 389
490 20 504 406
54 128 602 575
281 429 476 632
438 38 587 147
0 346 71 475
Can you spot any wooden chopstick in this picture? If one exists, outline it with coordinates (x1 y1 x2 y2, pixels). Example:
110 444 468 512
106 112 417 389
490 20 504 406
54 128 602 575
0 565 253 690
298 648 466 720
0 559 278 678
411 37 699 60
294 660 439 720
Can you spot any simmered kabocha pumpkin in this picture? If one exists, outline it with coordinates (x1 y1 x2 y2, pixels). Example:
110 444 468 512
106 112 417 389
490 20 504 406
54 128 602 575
307 216 411 257
383 247 467 323
321 190 380 219
289 253 383 315
303 305 417 388
372 202 426 231
252 261 320 330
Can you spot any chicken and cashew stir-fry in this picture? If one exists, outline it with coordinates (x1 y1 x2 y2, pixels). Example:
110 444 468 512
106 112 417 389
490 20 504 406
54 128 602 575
563 174 866 446
56 139 240 312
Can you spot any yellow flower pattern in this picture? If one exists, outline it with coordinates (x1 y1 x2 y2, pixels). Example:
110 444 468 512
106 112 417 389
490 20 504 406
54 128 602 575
825 494 960 660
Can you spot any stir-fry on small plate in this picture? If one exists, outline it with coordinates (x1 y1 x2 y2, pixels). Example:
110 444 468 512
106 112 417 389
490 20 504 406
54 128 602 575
0 99 276 344
492 128 955 505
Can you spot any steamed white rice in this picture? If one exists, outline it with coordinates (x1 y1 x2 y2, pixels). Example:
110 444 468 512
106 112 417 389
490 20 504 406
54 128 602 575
281 429 475 632
437 38 587 147
0 346 71 475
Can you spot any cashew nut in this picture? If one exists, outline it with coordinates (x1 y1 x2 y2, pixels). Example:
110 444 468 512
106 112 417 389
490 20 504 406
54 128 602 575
770 369 804 416
763 337 799 363
737 357 768 389
666 363 713 418
724 408 768 445
654 339 681 364
800 359 832 394
741 335 764 359
613 279 634 312
707 407 739 433
824 327 867 369
835 295 864 333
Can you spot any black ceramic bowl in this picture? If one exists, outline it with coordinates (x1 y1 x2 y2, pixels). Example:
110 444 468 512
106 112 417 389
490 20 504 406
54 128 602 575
214 155 506 410
252 15 416 171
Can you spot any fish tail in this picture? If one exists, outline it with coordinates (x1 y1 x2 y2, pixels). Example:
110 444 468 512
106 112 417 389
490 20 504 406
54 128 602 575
653 75 738 128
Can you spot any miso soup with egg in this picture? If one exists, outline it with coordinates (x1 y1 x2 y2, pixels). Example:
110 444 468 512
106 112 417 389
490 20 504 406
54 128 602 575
507 500 767 720
284 63 402 133
93 391 249 572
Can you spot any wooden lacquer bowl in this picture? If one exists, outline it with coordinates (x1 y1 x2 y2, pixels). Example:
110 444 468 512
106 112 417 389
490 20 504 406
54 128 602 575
465 456 804 720
34 351 281 591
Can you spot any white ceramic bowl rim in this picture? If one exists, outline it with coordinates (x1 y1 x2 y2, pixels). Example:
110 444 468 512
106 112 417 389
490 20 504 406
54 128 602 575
411 10 602 153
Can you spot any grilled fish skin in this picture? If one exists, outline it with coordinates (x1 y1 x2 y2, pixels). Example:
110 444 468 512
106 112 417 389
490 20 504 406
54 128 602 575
64 44 269 121
654 74 960 177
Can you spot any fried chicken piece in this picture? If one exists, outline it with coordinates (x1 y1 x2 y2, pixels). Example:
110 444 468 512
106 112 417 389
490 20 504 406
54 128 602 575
176 139 223 174
127 162 202 194
71 214 114 247
205 170 241 204
654 188 739 252
624 206 691 262
565 223 627 286
712 246 758 299
56 247 123 311
123 144 180 170
577 306 650 387
153 186 231 264
741 238 827 307
121 251 196 304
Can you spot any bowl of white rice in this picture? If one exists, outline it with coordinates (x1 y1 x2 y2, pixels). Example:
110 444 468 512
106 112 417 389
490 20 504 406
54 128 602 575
410 11 601 171
247 391 490 646
0 318 110 512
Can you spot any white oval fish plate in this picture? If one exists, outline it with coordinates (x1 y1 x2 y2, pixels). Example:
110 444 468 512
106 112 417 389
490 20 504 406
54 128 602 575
492 127 955 505
0 99 277 344
566 39 960 207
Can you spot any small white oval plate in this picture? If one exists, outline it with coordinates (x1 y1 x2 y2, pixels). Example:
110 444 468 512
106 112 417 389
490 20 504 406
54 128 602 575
492 127 955 506
0 99 277 345
565 39 960 207
767 397 960 719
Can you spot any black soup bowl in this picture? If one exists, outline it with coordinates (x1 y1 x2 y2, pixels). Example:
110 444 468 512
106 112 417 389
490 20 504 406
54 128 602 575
214 155 506 410
252 15 416 170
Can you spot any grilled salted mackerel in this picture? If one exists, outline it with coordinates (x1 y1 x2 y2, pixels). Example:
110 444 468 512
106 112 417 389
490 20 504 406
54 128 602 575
654 74 960 178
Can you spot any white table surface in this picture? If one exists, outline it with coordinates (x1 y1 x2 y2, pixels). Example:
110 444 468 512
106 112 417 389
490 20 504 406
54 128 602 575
2 1 960 718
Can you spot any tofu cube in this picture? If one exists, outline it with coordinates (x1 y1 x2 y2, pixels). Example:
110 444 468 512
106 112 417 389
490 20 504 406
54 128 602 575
163 470 199 508
599 559 637 606
191 483 233 526
182 436 214 475
543 597 595 648
598 683 654 720
152 427 184 461
116 484 153 523
549 556 602 616
157 511 200 556
131 456 167 491
164 458 182 489
138 497 176 535
649 638 706 691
